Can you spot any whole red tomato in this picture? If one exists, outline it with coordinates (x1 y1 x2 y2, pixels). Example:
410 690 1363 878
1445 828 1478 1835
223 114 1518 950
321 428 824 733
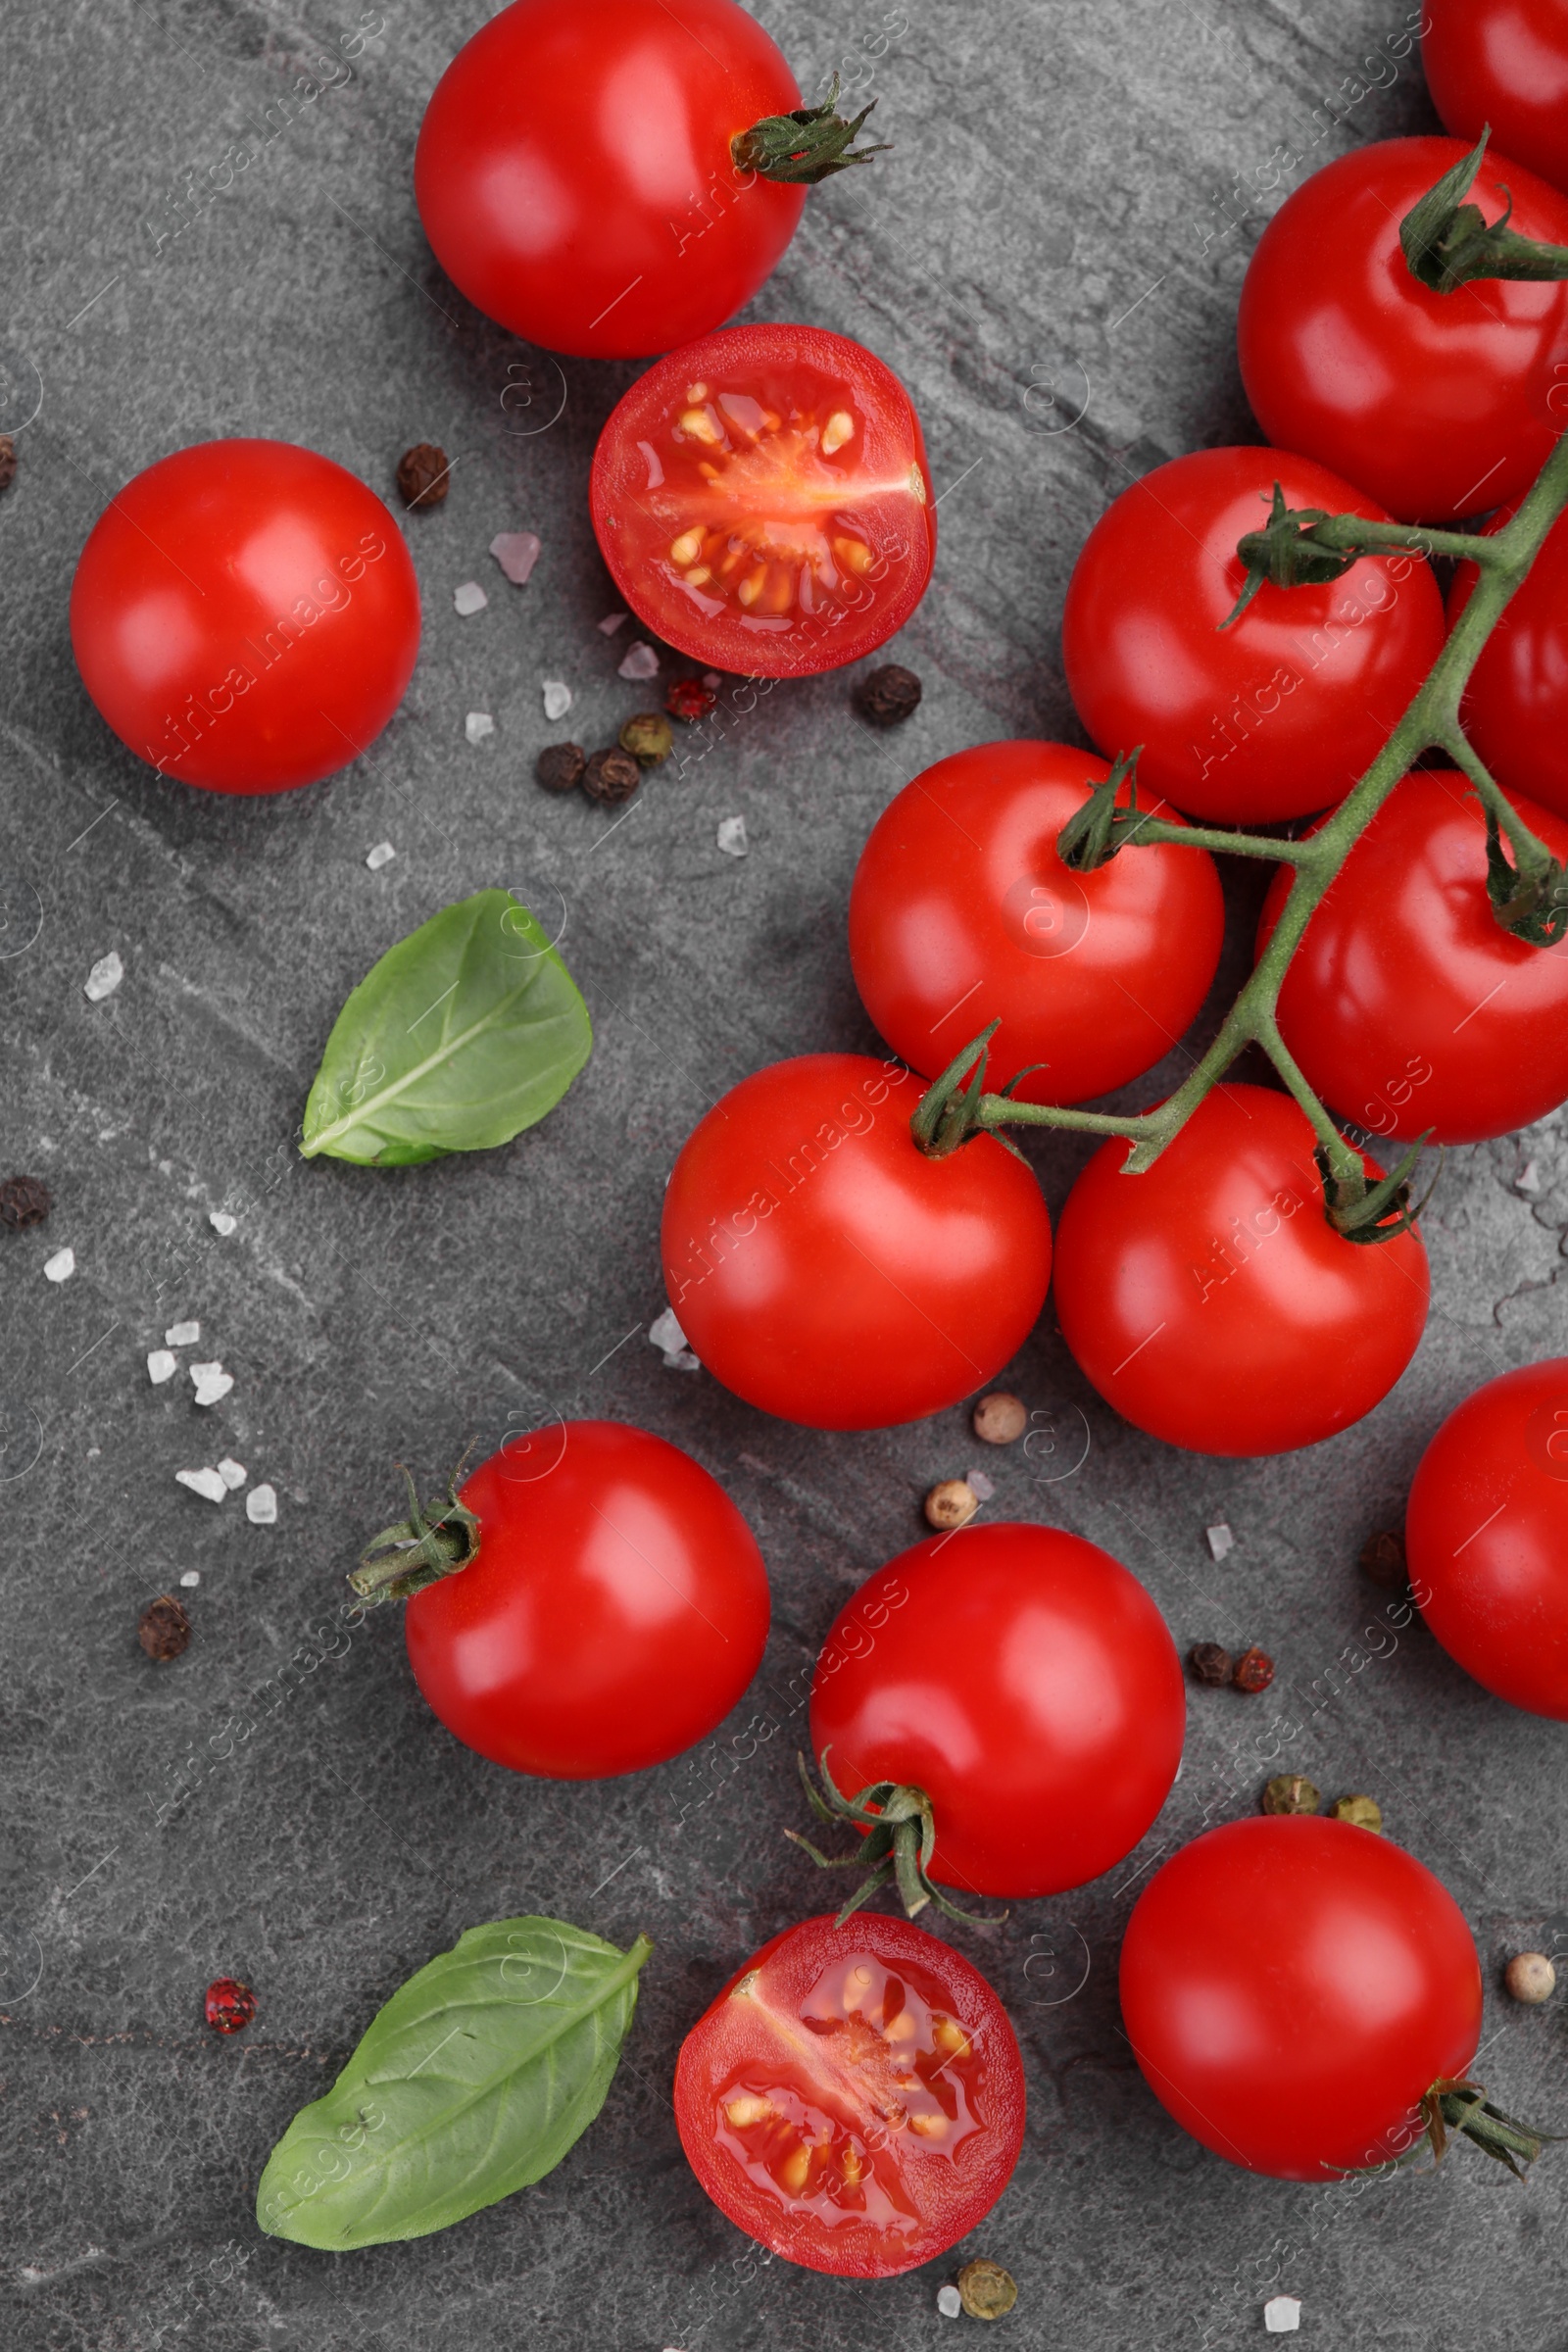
1406 1358 1568 1718
1120 1817 1483 2180
808 1524 1185 1899
70 440 419 796
674 1910 1025 2277
416 0 811 358
590 324 934 677
848 740 1224 1102
1423 1 1568 194
1262 772 1568 1145
1060 448 1445 822
399 1422 769 1778
1052 1084 1430 1456
1238 138 1568 522
660 1054 1051 1431
1451 503 1568 821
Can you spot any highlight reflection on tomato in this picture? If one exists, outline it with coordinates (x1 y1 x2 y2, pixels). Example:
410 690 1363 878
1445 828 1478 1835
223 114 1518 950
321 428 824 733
1423 0 1568 195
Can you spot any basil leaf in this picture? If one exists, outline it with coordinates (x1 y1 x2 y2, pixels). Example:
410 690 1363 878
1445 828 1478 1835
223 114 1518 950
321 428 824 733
300 890 592 1165
256 1918 652 2250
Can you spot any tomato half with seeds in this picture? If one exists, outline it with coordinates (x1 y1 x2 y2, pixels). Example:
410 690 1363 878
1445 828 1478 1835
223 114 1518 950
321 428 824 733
1052 1084 1430 1457
396 1421 770 1778
1060 447 1445 823
1261 771 1568 1146
849 739 1225 1102
1423 1 1568 196
660 1053 1052 1430
590 324 935 677
674 1910 1025 2277
809 1524 1185 1898
1120 1817 1484 2180
1451 502 1568 822
1406 1357 1568 1718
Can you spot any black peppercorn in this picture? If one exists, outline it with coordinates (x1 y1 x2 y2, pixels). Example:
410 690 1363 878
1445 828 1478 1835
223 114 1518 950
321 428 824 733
395 442 451 509
0 435 16 496
535 742 586 794
583 748 641 805
138 1595 191 1662
0 1174 51 1230
1359 1529 1407 1588
854 663 922 727
1188 1641 1233 1687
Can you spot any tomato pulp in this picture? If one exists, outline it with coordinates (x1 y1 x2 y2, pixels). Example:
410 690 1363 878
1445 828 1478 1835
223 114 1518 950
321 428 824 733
1423 1 1568 195
403 1422 769 1778
1120 1817 1483 2180
849 740 1225 1102
674 1911 1025 2277
809 1524 1185 1897
70 440 419 795
1238 137 1568 522
660 1053 1052 1430
1052 1084 1430 1456
1452 502 1568 821
1406 1357 1568 1718
416 0 808 359
1060 447 1445 822
590 324 935 677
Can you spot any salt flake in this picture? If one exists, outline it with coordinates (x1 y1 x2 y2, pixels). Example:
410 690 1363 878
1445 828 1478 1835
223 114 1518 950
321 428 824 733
147 1349 176 1385
165 1320 200 1348
209 1210 237 1236
217 1457 247 1491
966 1467 997 1501
1206 1522 1235 1561
366 841 396 872
702 671 721 690
175 1466 227 1503
453 579 488 617
84 951 123 1003
1517 1159 1543 1195
598 611 629 634
542 680 572 721
716 815 748 858
617 641 660 681
665 1348 701 1373
246 1483 278 1524
43 1247 74 1283
179 1570 201 1588
649 1307 688 1355
1264 2297 1301 2335
190 1360 223 1383
937 2285 962 2318
490 530 541 586
466 710 496 745
194 1371 234 1407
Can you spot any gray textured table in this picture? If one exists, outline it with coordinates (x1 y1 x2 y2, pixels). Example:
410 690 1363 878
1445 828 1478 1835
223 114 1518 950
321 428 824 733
3 3 1565 2347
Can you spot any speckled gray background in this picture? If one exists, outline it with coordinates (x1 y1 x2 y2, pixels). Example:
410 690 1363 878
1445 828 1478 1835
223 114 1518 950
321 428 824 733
3 2 1566 2347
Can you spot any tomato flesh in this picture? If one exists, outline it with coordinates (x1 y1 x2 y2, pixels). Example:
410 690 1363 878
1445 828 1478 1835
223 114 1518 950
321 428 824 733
674 1911 1025 2277
591 325 935 677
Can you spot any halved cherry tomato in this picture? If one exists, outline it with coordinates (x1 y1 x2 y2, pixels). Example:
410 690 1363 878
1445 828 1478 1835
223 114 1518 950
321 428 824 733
660 1053 1052 1430
1423 1 1568 196
848 740 1225 1102
1451 502 1568 821
1052 1084 1430 1456
590 324 935 677
674 1910 1025 2277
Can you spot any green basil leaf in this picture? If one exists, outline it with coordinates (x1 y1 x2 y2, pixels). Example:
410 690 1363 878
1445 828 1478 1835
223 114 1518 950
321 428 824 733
256 1918 652 2250
300 890 592 1165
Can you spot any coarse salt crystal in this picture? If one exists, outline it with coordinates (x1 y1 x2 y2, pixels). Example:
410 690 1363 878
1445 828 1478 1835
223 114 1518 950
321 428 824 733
1207 1522 1235 1561
665 1348 701 1373
617 641 660 681
147 1348 177 1384
966 1467 997 1501
179 1569 201 1588
366 841 396 872
84 951 123 1003
716 815 748 858
209 1210 237 1236
649 1307 688 1355
702 671 721 690
542 680 572 720
490 531 541 586
1264 2297 1301 2334
43 1248 74 1282
246 1483 277 1524
217 1457 247 1491
190 1360 222 1382
165 1320 200 1348
194 1372 234 1407
1518 1159 1543 1194
175 1466 227 1503
453 579 488 617
598 612 629 634
466 711 496 745
937 2285 962 2318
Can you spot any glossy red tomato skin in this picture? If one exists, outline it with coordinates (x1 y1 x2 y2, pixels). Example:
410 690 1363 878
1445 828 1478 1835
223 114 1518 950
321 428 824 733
674 1910 1025 2278
661 1054 1052 1431
1238 138 1568 523
415 0 805 359
1120 1817 1483 2180
1060 448 1445 822
403 1422 769 1779
848 741 1225 1103
590 323 935 678
1262 773 1568 1146
1452 504 1568 821
1423 2 1568 194
70 440 419 796
1406 1358 1568 1717
1052 1084 1430 1457
810 1524 1185 1898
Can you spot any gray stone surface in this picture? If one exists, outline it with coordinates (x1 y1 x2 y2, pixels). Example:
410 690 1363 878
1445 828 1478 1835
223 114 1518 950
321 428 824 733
2 2 1565 2346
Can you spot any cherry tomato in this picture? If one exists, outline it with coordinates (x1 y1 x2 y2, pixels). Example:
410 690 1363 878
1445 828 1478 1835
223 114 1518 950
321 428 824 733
661 1054 1052 1431
1261 771 1568 1146
1120 1817 1483 2180
1052 1084 1430 1457
848 740 1225 1102
673 1910 1025 2277
1060 448 1445 822
1406 1357 1568 1718
590 324 934 678
1238 137 1568 523
1451 502 1568 821
1423 2 1568 195
416 0 808 360
70 440 419 796
402 1421 769 1778
809 1523 1184 1898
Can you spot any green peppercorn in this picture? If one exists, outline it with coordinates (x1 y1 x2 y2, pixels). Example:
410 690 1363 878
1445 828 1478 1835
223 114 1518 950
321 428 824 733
619 710 673 766
1262 1774 1320 1816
